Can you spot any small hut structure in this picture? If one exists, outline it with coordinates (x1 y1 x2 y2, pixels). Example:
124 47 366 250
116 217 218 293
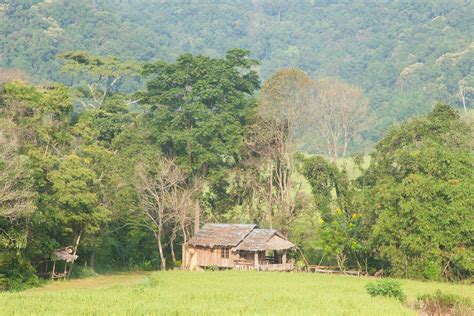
53 246 78 262
50 246 78 280
183 224 296 271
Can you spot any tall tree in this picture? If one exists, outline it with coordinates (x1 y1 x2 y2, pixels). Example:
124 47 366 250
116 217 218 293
0 81 74 288
300 155 368 272
141 49 260 225
310 78 372 159
0 82 73 252
135 157 190 270
49 154 111 275
357 104 473 280
256 68 312 234
59 51 139 108
0 118 36 249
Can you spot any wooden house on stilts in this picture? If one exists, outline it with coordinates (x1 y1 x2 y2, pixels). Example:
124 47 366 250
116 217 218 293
182 224 296 271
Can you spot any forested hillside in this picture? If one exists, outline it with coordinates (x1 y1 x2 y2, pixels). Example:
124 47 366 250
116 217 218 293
1 0 473 146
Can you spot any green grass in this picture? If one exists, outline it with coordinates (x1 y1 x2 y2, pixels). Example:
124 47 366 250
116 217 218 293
1 271 472 315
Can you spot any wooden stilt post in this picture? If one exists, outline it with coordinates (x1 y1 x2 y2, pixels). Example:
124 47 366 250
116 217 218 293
254 252 259 269
282 249 287 265
63 261 68 280
51 261 56 280
68 231 82 279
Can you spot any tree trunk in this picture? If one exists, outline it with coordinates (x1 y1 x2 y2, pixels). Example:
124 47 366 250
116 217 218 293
247 203 253 223
90 251 95 271
170 235 176 263
353 253 362 272
267 167 273 229
194 200 200 234
51 261 56 280
181 221 188 244
336 253 346 272
459 84 467 113
342 137 349 158
67 230 82 279
154 231 166 270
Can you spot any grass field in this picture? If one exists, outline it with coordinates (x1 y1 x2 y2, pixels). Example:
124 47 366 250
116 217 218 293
0 271 472 315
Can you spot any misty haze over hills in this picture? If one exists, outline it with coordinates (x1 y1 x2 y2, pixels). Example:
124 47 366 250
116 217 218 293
0 0 473 141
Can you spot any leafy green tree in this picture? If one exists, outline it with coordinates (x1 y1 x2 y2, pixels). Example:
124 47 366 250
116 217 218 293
255 69 313 234
0 105 39 291
357 104 473 280
2 1 473 152
141 49 259 172
300 155 369 271
59 51 139 108
0 119 36 250
141 49 260 221
0 81 75 288
0 82 73 246
49 154 111 274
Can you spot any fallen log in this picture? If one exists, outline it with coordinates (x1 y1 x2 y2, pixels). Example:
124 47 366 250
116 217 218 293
307 265 338 271
309 267 365 276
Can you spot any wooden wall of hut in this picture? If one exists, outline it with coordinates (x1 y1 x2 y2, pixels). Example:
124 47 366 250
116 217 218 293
194 246 234 268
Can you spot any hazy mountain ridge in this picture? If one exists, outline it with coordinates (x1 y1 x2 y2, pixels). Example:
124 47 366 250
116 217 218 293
1 0 472 141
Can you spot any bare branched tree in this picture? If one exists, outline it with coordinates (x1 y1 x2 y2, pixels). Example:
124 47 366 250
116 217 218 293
136 157 195 269
238 117 278 225
458 78 473 114
310 78 372 160
256 69 312 234
167 176 201 263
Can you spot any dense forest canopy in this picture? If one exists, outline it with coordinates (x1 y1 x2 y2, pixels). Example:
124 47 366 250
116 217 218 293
1 0 473 150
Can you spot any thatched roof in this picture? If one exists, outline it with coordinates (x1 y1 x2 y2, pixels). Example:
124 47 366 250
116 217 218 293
187 224 295 251
187 223 256 248
53 246 78 262
265 234 296 251
236 229 295 251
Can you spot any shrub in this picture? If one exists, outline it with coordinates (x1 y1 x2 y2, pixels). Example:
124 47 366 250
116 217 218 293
295 260 306 271
0 274 7 291
0 251 39 291
169 260 182 269
207 265 220 271
70 266 98 279
416 290 472 315
365 279 406 302
422 261 442 281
